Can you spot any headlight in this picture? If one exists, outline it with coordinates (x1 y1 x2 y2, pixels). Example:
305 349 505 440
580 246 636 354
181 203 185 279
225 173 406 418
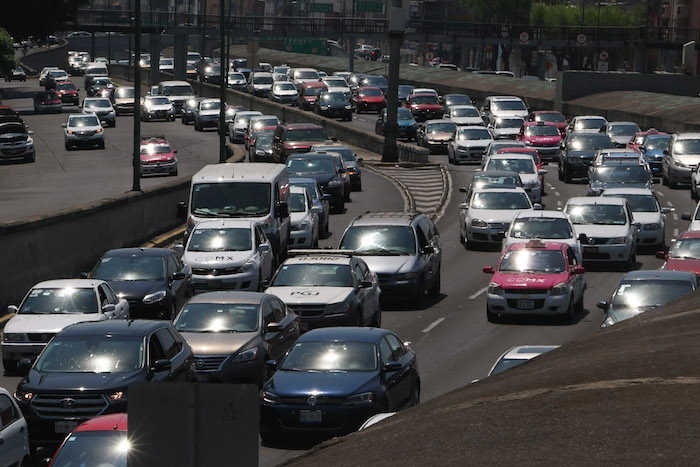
644 223 660 230
672 159 685 167
343 392 373 406
27 137 34 145
143 290 167 304
395 272 418 280
487 282 502 295
240 260 256 273
232 347 258 363
108 391 127 401
525 180 540 188
260 390 281 405
325 302 350 315
66 130 74 134
601 316 615 328
320 106 328 110
327 179 341 187
471 219 488 227
344 105 352 110
95 128 103 133
2 333 26 342
299 220 312 230
15 390 34 402
612 237 627 244
550 283 568 296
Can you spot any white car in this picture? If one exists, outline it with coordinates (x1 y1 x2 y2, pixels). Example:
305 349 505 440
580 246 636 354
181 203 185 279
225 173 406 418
62 113 105 150
227 72 248 91
81 97 117 127
567 115 608 134
444 105 484 127
447 126 493 164
487 345 560 376
39 66 59 86
141 95 176 122
269 82 298 105
0 387 30 467
480 96 528 125
159 57 174 71
503 210 582 263
483 153 546 204
564 196 639 267
182 219 275 292
459 186 539 247
289 186 319 248
601 188 670 250
321 77 351 98
228 111 262 143
681 202 700 231
488 116 524 140
1 279 129 372
272 73 289 82
265 252 381 331
248 72 274 97
410 88 439 98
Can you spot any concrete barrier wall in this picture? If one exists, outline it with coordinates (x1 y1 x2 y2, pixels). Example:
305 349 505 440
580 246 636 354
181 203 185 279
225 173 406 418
0 180 189 312
557 71 700 102
19 40 69 74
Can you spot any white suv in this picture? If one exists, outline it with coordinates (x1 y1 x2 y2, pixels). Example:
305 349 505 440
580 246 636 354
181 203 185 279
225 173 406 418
601 188 669 250
662 132 700 188
480 96 528 125
62 113 106 150
483 153 546 204
503 210 581 262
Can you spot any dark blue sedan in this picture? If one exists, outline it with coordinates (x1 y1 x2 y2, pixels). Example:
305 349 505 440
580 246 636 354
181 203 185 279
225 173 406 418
259 327 419 442
375 108 419 141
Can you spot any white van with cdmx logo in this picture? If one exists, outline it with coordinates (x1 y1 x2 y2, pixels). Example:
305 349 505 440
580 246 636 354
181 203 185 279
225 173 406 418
179 163 291 264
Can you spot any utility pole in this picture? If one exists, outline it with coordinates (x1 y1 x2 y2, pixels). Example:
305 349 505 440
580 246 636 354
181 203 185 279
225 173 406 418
132 0 142 191
219 0 227 163
381 2 405 163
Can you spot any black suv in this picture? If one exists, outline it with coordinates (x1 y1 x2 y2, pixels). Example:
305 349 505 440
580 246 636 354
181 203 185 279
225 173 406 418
558 132 615 183
286 153 346 212
314 91 352 121
15 320 195 448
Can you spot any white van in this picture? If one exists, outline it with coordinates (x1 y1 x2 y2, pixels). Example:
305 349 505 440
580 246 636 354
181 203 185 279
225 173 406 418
179 163 291 263
84 62 109 79
289 68 320 86
157 80 195 114
480 95 529 125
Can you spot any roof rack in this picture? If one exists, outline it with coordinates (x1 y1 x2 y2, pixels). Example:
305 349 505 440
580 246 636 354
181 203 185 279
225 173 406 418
141 134 167 142
356 211 421 220
287 249 354 257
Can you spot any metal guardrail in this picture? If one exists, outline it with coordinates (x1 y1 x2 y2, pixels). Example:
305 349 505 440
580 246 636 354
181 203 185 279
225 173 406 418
73 10 699 44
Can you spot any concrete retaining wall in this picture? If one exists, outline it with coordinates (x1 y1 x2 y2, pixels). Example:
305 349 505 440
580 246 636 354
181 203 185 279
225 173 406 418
19 40 69 74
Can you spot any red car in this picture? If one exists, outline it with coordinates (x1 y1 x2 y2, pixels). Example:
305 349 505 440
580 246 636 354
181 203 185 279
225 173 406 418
528 111 568 137
403 92 444 122
140 135 178 176
659 231 700 275
351 86 387 114
517 121 562 161
628 128 667 152
49 413 128 466
0 106 18 116
298 82 328 110
271 123 330 162
55 81 80 106
33 90 63 114
497 147 546 187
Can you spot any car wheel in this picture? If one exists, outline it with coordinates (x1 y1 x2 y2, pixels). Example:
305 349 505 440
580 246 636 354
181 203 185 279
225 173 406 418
669 176 678 189
486 305 501 323
370 305 382 327
562 298 575 324
173 168 178 176
25 152 35 163
409 380 420 407
564 163 572 183
65 143 72 151
355 308 364 326
558 162 564 181
662 170 669 186
415 277 426 308
428 270 440 297
459 229 466 246
626 250 636 270
574 293 584 314
3 358 17 374
98 140 105 149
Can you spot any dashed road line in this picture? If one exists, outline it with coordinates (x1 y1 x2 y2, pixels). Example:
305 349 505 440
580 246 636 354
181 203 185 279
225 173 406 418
468 286 488 300
553 191 560 197
422 317 445 333
667 201 674 207
673 228 679 237
657 191 665 197
673 214 679 221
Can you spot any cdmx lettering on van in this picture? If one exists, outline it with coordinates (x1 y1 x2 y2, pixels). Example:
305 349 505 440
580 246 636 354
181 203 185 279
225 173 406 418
506 278 546 283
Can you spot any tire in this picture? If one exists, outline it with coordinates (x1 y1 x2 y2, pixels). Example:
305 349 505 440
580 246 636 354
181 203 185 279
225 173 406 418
563 163 572 183
195 123 202 132
3 358 17 374
626 250 636 270
98 140 105 149
260 426 281 445
408 381 420 407
173 168 178 176
486 305 500 323
20 455 30 467
574 293 584 314
415 278 426 308
370 305 382 327
355 309 364 327
428 270 440 297
669 176 678 189
65 143 72 151
558 162 564 181
24 152 35 163
561 298 575 324
662 170 669 186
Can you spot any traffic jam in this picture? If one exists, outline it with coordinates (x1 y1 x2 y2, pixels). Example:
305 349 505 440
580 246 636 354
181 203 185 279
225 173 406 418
1 49 700 465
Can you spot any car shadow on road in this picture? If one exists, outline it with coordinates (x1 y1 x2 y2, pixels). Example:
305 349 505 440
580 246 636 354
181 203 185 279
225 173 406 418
582 261 639 272
260 431 335 450
381 292 447 312
497 308 593 326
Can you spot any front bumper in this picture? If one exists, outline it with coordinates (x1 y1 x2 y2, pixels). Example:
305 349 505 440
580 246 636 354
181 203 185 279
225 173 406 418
0 143 34 158
196 115 219 127
192 270 259 292
581 243 632 261
290 228 314 247
35 103 63 113
1 342 46 361
422 140 450 152
260 401 378 435
466 223 510 244
320 107 352 119
347 170 361 187
638 226 664 246
356 101 385 112
59 94 80 104
376 275 418 298
143 109 174 121
411 109 443 121
669 165 693 183
286 305 357 331
529 145 560 160
320 184 344 203
454 146 485 162
487 291 570 316
141 159 177 175
65 133 103 145
114 103 134 113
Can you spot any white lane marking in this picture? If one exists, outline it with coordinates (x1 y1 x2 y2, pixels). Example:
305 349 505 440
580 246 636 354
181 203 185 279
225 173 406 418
468 286 488 300
673 214 679 221
547 184 555 189
673 228 679 237
557 200 563 207
553 191 560 197
422 317 445 333
657 191 665 197
667 201 674 207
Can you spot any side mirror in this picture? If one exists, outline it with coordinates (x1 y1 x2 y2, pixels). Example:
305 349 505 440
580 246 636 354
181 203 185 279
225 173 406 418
102 304 116 312
656 251 668 259
533 203 543 210
663 149 669 155
357 157 363 162
482 266 494 274
276 202 289 219
459 202 468 210
322 194 332 200
639 145 645 151
577 233 588 242
572 266 586 275
61 123 66 128
542 160 549 166
421 246 435 255
151 359 172 373
359 280 373 288
101 121 108 126
458 187 467 193
173 150 178 154
7 305 18 315
661 207 672 213
258 243 271 252
172 244 185 257
78 272 89 279
596 300 608 310
172 271 186 280
681 212 691 221
330 136 338 142
265 322 283 333
383 361 402 372
652 178 661 184
265 360 278 371
538 169 547 175
338 168 346 174
17 358 33 373
633 222 642 229
177 201 188 220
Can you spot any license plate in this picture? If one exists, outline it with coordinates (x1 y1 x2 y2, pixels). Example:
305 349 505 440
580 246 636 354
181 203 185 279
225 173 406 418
584 246 599 253
196 373 210 383
55 421 79 433
517 300 535 309
207 280 221 288
299 410 322 423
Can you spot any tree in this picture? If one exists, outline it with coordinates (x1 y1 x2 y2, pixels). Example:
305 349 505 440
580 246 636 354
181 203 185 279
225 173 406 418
0 0 89 41
457 0 532 24
0 28 14 76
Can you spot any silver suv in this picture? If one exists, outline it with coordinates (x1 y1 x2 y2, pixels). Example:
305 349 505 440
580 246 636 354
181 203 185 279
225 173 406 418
339 211 441 307
662 132 700 188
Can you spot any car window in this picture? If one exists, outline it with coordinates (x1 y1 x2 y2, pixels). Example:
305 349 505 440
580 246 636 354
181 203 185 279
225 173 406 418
0 394 18 430
385 334 407 360
358 261 370 280
167 328 184 353
566 247 577 267
156 328 179 360
167 255 179 275
148 334 167 363
353 263 364 284
97 286 109 307
416 226 429 249
379 338 393 365
269 298 286 322
100 284 117 305
263 301 276 326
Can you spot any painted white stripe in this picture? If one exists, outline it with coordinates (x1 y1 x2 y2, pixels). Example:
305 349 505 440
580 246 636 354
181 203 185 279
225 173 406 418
673 213 679 221
557 200 563 207
657 191 665 197
422 317 445 333
553 191 560 197
673 228 679 237
468 286 488 300
667 201 674 207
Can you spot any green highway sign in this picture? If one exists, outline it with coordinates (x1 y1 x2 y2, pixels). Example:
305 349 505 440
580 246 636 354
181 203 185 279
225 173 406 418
357 1 383 13
309 3 334 13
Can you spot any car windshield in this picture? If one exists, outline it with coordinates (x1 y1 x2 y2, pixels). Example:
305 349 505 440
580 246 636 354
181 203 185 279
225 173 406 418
490 358 527 375
235 113 261 125
602 193 656 212
253 75 273 84
525 125 560 137
160 58 173 65
412 95 439 105
591 166 649 184
280 341 377 372
534 113 566 123
187 227 252 252
608 124 639 136
274 83 295 91
91 256 165 281
472 173 521 188
359 88 383 97
36 336 144 373
445 95 472 106
452 108 479 118
492 100 526 111
427 123 456 133
611 280 694 311
175 303 260 332
395 108 414 120
486 158 535 174
565 204 627 225
57 83 76 91
574 118 606 130
288 158 335 174
69 116 99 127
498 249 566 273
290 193 307 212
471 192 531 210
398 85 414 94
363 76 387 85
191 182 271 217
673 139 700 155
324 78 347 87
340 226 416 255
201 101 220 111
146 97 169 105
321 92 347 103
292 182 318 199
140 143 171 154
670 237 700 259
272 264 352 287
296 71 319 79
284 128 328 141
568 134 615 150
115 88 134 98
19 288 97 314
50 71 68 78
50 431 128 467
93 79 111 86
84 100 110 108
458 128 491 140
254 132 274 145
510 218 573 239
229 73 245 81
494 118 523 129
162 85 193 96
645 136 670 150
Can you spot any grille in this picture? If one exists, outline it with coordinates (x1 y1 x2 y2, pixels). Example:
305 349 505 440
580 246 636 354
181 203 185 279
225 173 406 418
27 333 55 343
280 395 345 405
288 305 326 318
506 299 546 309
192 267 240 276
488 223 509 230
194 355 227 372
586 238 611 245
503 288 548 295
583 251 610 260
77 131 96 136
31 393 108 419
0 136 27 144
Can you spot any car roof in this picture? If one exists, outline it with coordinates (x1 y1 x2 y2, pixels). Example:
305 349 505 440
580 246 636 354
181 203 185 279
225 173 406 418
283 254 352 265
193 219 256 230
298 326 389 343
158 80 191 86
359 86 381 91
498 147 537 153
103 247 172 258
619 270 697 281
513 210 568 219
425 119 455 125
489 95 522 101
490 153 534 160
449 105 477 109
523 121 557 127
192 162 285 183
61 320 170 337
678 230 700 239
566 196 626 206
350 211 421 227
500 345 560 361
74 413 128 433
675 133 700 139
474 170 520 177
607 121 639 126
288 153 334 161
601 187 654 196
458 125 490 131
186 291 269 305
33 279 103 289
473 186 528 195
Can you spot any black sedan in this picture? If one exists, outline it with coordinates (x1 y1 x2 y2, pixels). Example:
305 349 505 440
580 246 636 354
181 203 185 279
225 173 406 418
286 154 346 212
314 91 352 121
260 327 419 443
14 320 195 448
558 132 615 182
86 248 194 320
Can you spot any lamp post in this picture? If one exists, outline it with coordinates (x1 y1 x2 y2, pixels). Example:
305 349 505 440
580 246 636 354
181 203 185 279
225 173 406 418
218 0 227 163
381 2 405 163
132 0 142 191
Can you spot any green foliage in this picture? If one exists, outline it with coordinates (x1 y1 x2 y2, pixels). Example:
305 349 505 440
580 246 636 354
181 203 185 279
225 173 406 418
457 0 532 24
0 0 90 41
0 28 15 76
531 2 647 27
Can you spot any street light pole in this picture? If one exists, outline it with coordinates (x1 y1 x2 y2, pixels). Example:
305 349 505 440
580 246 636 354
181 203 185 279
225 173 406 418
218 0 227 163
381 2 405 163
132 0 142 191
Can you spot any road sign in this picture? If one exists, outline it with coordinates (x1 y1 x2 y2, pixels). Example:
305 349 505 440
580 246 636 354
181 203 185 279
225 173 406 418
309 3 333 13
545 61 553 71
576 33 587 45
425 51 434 61
357 1 383 13
519 31 530 43
342 42 349 52
599 50 609 61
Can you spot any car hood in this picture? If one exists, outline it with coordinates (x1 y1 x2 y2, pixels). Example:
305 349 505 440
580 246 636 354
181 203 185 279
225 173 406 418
610 135 633 145
265 286 351 305
291 172 335 185
106 280 166 300
290 211 311 226
630 212 661 224
284 141 325 150
676 154 700 166
457 139 491 148
199 109 219 116
181 331 258 355
590 181 649 192
270 369 377 397
664 257 700 274
645 149 664 158
185 251 254 268
397 120 417 128
567 149 597 159
492 271 570 289
492 128 520 137
525 136 561 145
57 90 78 95
22 369 144 392
451 117 483 125
469 208 525 223
253 84 272 89
114 97 134 104
354 255 415 275
5 313 107 334
303 96 319 102
572 224 629 238
275 90 297 96
411 104 442 111
141 152 175 162
326 87 350 94
360 96 385 103
424 131 453 141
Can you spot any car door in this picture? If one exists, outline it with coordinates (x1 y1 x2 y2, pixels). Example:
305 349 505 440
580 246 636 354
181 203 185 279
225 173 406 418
269 297 298 358
358 260 379 316
262 299 285 360
157 328 188 381
166 253 186 308
147 332 171 382
384 333 415 405
256 225 274 282
0 393 28 467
